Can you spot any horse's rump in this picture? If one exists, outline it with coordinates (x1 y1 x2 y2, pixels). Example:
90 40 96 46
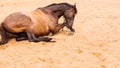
2 12 32 33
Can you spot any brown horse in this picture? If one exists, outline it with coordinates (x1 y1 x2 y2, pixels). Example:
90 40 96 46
0 3 77 45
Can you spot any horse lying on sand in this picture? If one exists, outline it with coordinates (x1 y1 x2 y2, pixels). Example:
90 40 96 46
0 3 77 45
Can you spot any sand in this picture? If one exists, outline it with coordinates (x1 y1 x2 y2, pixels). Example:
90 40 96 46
0 0 120 68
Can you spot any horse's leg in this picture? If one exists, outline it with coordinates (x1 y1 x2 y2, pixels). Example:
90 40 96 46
0 31 8 45
51 23 65 34
0 26 8 45
26 30 41 42
63 22 75 32
16 37 27 41
26 30 52 42
62 22 75 35
0 33 8 45
16 32 28 41
38 37 52 42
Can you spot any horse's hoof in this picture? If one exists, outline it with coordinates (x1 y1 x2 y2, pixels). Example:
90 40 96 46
44 37 52 42
28 38 40 42
39 37 52 42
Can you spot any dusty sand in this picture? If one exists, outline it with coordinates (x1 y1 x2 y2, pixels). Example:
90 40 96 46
0 0 120 68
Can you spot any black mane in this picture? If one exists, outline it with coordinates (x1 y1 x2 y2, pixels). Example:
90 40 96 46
59 3 73 7
46 3 58 7
46 3 73 8
59 3 77 13
46 3 77 13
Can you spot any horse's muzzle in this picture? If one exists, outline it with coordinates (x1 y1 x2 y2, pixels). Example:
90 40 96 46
63 22 75 34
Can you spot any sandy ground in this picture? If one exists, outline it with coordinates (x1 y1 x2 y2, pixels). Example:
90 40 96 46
0 0 120 68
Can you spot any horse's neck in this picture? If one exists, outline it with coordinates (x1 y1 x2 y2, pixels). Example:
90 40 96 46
46 5 67 12
46 5 66 18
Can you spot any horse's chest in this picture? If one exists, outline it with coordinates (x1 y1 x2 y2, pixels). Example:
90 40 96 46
30 11 52 36
33 21 49 36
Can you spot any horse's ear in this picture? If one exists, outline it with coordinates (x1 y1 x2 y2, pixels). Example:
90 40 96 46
73 3 77 13
73 3 76 8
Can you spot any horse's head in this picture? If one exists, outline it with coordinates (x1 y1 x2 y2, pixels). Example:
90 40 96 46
63 3 77 33
44 3 77 33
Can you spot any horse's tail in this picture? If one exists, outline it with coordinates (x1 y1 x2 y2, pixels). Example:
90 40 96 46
0 23 8 45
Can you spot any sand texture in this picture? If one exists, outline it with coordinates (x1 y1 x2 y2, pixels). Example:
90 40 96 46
0 0 120 68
